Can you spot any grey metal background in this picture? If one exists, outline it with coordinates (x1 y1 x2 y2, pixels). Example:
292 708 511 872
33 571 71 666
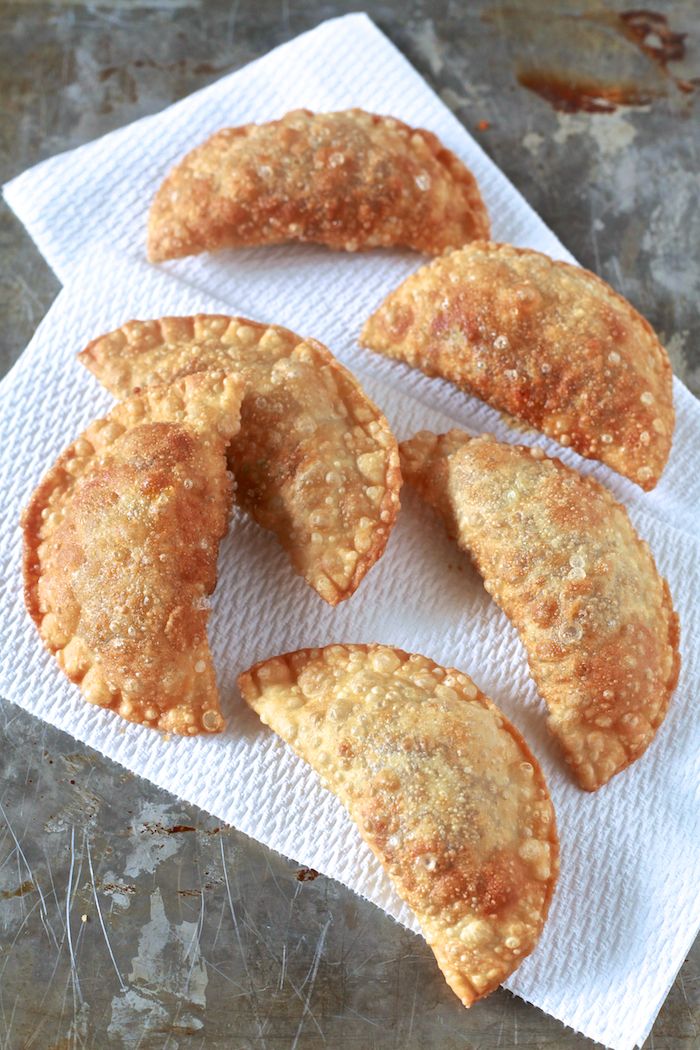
0 2 697 1048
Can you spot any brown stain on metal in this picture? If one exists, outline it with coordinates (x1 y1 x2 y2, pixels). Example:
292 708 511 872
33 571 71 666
516 70 639 112
99 58 228 80
139 821 196 835
0 879 34 900
191 62 228 75
153 1026 205 1037
100 881 136 895
296 867 320 882
490 6 695 113
620 9 697 94
96 56 230 116
619 10 687 66
178 881 219 895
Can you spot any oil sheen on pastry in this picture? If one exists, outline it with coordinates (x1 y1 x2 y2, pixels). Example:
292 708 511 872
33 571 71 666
147 109 490 261
238 643 558 1006
22 371 244 735
80 315 401 605
400 430 680 790
361 242 674 489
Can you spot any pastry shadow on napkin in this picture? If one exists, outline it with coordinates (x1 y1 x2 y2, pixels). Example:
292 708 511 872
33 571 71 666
158 239 423 285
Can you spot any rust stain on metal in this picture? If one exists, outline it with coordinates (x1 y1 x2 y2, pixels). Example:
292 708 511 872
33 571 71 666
296 867 320 882
139 821 197 835
619 10 687 66
488 5 695 113
517 70 633 112
0 879 35 900
100 881 136 895
99 58 228 80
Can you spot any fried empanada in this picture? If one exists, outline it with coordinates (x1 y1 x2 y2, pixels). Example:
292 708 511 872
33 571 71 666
22 371 245 735
238 643 558 1006
400 430 680 790
147 109 490 261
361 242 674 489
80 315 401 605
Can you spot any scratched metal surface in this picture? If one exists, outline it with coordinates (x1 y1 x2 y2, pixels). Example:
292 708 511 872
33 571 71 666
0 2 698 1048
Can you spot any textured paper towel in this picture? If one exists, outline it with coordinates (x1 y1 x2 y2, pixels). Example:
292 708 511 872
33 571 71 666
1 248 699 1050
2 13 699 1048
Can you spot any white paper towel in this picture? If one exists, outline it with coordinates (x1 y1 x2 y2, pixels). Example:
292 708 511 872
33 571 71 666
0 247 698 1050
2 13 699 1048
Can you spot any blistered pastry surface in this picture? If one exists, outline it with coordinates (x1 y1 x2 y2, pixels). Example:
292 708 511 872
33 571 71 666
147 108 489 260
81 315 401 604
363 242 674 489
239 643 558 1005
400 430 680 789
22 372 244 734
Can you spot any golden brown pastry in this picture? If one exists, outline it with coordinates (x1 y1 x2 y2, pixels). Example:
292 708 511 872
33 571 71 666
22 371 244 735
147 109 489 261
400 430 680 790
361 242 674 489
80 315 401 605
238 644 558 1006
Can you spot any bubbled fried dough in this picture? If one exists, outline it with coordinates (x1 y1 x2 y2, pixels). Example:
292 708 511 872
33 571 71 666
238 644 558 1007
400 430 680 790
361 242 674 489
22 371 245 735
80 315 401 605
147 108 489 261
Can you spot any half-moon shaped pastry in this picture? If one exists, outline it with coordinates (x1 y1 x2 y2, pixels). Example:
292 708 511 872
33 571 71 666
80 315 401 606
239 644 558 1006
22 371 244 735
400 430 680 790
361 242 674 489
147 109 490 261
